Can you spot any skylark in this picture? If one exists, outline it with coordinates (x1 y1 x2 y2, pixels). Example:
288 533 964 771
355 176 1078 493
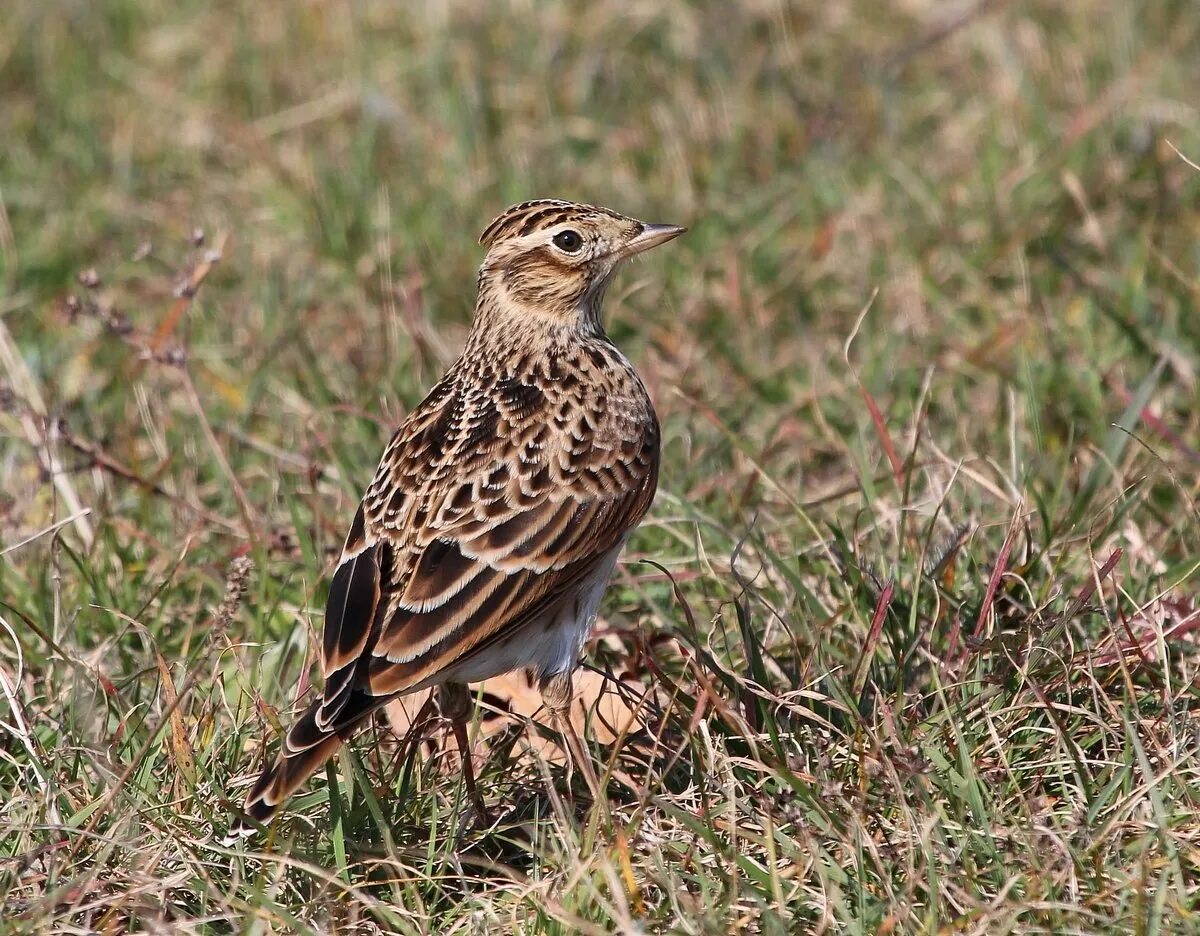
235 199 684 832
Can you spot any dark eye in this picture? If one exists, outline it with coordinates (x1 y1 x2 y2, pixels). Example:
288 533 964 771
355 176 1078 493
552 229 583 253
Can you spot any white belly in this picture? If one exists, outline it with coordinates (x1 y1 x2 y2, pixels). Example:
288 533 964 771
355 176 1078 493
440 542 625 686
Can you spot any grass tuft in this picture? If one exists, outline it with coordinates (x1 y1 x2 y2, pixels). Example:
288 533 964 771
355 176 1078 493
2 0 1199 932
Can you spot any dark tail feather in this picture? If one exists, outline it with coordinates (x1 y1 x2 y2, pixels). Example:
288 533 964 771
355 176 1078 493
226 694 376 840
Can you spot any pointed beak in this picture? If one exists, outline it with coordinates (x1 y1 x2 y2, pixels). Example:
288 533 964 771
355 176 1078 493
618 222 687 258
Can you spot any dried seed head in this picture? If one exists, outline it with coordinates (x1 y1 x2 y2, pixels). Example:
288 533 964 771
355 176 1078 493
159 345 188 367
61 295 83 322
215 555 254 630
106 311 133 336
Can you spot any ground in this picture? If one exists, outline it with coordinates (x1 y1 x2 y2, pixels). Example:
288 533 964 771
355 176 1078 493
1 1 1199 933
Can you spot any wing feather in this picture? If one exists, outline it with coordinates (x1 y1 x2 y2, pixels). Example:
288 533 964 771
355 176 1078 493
309 353 659 727
365 552 603 695
322 544 381 669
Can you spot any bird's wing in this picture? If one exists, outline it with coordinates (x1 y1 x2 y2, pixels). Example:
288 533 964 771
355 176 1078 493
312 370 659 733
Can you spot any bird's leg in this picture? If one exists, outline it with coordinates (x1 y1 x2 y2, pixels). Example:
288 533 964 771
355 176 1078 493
398 692 437 757
539 670 603 804
438 681 489 820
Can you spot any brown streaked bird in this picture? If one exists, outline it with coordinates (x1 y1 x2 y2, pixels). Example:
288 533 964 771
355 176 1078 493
233 199 684 834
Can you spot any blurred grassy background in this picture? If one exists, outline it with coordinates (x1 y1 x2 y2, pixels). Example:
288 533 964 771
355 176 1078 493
1 1 1199 932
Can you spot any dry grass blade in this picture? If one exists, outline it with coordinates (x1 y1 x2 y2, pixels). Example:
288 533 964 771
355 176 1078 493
970 513 1019 646
153 648 197 788
150 232 229 352
859 383 905 491
852 579 894 699
0 318 93 548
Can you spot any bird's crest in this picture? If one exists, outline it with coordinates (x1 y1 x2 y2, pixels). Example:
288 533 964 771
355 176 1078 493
478 199 624 249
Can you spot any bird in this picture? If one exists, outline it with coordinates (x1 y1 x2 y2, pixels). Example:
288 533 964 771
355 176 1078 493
233 199 685 834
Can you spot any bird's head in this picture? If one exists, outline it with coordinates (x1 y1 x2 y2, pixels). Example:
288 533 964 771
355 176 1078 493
475 199 685 330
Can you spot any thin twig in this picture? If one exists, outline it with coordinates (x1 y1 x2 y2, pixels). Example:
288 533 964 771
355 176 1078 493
57 425 240 531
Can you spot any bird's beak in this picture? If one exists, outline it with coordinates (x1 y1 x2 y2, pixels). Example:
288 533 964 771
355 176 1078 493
618 222 688 258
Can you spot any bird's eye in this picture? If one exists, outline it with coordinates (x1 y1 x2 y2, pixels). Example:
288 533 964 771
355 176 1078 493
552 229 583 253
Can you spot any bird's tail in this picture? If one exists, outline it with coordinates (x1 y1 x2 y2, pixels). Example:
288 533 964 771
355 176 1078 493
227 693 375 840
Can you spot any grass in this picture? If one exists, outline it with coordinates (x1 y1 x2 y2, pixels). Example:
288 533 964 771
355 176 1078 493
1 0 1199 932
